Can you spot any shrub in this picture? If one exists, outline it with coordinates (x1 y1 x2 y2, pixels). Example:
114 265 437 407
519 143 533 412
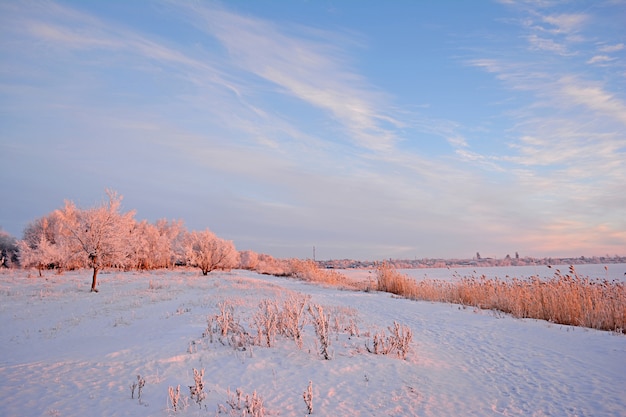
278 294 310 349
253 299 280 347
366 322 413 360
308 303 331 360
219 388 265 417
189 368 206 407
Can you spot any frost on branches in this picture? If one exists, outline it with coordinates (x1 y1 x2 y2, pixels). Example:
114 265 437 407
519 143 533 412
56 190 136 292
184 229 239 275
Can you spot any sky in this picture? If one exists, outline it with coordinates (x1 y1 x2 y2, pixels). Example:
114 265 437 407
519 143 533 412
1 0 625 261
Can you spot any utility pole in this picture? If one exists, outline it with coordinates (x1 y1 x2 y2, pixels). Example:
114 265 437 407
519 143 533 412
313 246 316 262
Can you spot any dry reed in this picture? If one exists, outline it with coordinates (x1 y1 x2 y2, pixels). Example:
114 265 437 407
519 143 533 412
376 263 626 333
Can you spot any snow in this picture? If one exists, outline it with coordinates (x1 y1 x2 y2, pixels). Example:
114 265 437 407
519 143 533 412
1 268 625 417
340 263 626 283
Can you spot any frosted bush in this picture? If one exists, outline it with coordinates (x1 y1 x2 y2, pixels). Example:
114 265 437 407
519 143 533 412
366 321 413 360
189 368 206 407
308 303 331 360
253 299 280 347
278 294 310 349
220 388 266 417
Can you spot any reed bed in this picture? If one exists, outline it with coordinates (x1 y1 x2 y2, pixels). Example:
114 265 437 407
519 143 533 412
376 263 626 333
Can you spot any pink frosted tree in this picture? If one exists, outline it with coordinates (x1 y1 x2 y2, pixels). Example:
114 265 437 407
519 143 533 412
18 231 59 276
239 250 259 270
19 215 65 274
184 229 239 275
56 190 136 292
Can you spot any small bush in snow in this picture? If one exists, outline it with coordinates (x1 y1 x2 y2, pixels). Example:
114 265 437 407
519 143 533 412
308 303 331 360
189 368 206 408
219 388 266 417
278 294 310 349
366 321 413 360
253 299 280 347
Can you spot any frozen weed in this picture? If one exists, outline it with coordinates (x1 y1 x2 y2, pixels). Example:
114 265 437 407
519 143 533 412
366 322 413 360
278 294 310 349
253 299 280 347
189 368 206 408
220 388 265 417
213 301 237 337
203 300 253 350
168 385 181 412
130 374 146 400
308 303 331 360
303 380 313 414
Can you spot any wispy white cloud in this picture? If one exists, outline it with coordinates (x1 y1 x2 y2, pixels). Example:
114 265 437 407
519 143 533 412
558 76 626 125
526 34 571 55
599 42 624 53
540 13 587 35
180 4 401 153
586 55 615 64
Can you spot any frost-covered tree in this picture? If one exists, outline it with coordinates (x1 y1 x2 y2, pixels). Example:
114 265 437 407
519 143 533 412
128 220 160 270
56 190 136 292
239 250 259 270
0 228 18 268
184 229 239 275
155 218 186 268
125 218 186 270
18 217 61 275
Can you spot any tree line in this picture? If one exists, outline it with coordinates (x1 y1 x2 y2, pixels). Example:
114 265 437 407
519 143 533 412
0 190 288 292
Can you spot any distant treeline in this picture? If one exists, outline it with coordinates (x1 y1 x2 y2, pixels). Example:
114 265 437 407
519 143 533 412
317 255 626 270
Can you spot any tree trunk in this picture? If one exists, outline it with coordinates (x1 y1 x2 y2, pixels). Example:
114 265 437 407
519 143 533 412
91 267 99 292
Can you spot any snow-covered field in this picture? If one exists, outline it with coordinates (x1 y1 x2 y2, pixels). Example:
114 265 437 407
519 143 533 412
1 268 625 417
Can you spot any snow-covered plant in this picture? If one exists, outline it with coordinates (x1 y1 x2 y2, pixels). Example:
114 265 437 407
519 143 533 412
278 294 310 349
130 374 146 400
168 385 181 412
17 229 60 276
203 301 252 349
189 368 206 407
253 299 280 347
245 390 265 417
222 388 265 417
303 380 313 414
308 304 331 360
129 374 146 400
214 301 236 337
137 375 146 400
366 322 413 360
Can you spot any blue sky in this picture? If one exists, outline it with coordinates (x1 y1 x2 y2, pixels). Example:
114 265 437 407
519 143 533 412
1 1 625 260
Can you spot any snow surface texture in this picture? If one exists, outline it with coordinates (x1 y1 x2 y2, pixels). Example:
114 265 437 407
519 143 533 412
1 268 625 417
